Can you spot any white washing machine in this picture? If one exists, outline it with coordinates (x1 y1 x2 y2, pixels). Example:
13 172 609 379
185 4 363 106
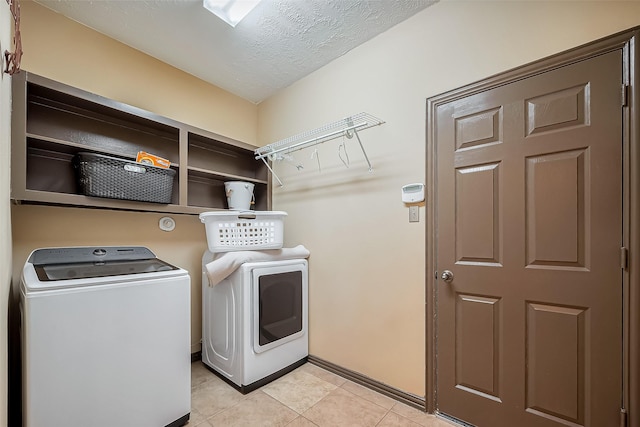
202 252 308 393
21 246 191 427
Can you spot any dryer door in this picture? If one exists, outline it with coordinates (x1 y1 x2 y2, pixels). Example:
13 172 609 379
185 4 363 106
251 261 308 354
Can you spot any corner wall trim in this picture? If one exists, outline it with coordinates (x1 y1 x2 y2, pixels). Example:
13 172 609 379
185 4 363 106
307 355 426 412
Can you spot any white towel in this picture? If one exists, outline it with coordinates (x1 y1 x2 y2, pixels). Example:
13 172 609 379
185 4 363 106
205 245 310 287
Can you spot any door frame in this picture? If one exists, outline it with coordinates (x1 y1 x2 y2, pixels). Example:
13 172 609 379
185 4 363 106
425 26 640 424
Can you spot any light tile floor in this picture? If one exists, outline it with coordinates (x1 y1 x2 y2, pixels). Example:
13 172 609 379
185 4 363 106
189 361 456 427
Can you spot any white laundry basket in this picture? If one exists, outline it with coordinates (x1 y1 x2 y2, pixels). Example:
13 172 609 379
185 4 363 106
199 211 287 253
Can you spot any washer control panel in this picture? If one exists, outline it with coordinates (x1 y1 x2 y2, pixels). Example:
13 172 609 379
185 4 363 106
29 246 156 266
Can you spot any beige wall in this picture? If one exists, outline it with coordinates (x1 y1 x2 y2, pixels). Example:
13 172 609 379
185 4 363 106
258 1 640 396
20 0 258 145
1 0 13 424
11 1 259 357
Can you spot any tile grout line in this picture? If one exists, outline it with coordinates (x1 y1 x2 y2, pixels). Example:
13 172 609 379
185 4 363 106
339 380 397 412
374 406 394 427
202 388 261 424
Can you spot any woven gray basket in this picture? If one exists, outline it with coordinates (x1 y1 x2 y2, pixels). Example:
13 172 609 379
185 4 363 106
74 152 176 204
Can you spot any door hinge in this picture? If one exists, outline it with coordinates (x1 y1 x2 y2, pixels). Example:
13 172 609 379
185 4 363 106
622 84 629 107
620 408 627 427
621 247 629 270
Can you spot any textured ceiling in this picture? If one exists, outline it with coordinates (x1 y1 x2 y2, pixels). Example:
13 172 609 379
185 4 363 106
34 0 437 103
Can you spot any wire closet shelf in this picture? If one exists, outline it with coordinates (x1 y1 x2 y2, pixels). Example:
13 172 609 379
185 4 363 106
254 112 385 186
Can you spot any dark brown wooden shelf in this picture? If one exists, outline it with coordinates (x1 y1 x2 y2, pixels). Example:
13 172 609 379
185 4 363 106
11 72 270 214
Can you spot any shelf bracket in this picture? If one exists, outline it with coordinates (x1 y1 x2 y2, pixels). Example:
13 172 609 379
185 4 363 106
352 128 372 172
260 156 283 187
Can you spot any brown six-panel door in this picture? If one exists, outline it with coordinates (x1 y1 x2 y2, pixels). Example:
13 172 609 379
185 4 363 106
435 50 623 426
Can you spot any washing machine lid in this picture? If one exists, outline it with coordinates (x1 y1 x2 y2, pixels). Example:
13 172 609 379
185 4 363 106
26 246 179 283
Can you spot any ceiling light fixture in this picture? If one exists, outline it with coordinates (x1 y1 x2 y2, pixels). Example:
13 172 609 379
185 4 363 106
203 0 262 27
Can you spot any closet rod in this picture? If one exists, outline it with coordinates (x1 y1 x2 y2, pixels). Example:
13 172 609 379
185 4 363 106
254 122 365 161
255 112 384 187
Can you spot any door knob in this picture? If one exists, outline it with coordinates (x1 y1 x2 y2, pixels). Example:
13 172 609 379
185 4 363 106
441 270 454 283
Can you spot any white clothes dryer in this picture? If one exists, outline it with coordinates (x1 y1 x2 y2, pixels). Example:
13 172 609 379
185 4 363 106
201 252 308 393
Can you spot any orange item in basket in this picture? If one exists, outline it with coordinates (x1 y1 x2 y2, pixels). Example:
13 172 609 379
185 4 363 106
136 151 171 169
